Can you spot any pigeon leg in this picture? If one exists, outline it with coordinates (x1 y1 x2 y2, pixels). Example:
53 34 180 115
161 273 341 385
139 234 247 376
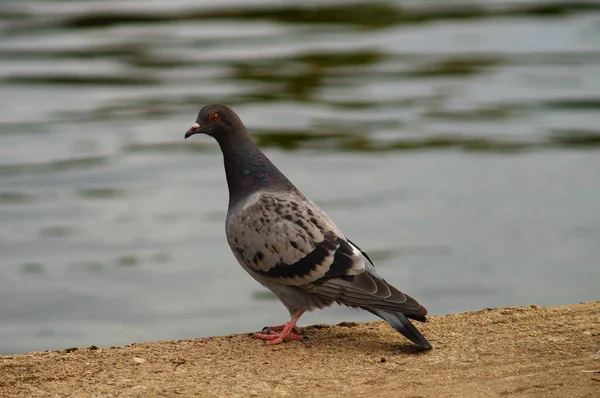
254 309 306 345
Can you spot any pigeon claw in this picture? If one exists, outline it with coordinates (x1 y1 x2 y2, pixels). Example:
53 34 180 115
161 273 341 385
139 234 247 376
253 310 306 345
261 324 303 334
254 330 305 345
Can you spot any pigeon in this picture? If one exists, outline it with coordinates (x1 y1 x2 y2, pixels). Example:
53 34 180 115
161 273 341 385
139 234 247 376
184 104 431 349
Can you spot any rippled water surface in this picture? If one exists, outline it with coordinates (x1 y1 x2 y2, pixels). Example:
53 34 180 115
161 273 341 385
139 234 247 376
1 0 599 354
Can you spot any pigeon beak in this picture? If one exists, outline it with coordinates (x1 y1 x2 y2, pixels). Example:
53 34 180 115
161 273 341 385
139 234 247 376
184 122 201 139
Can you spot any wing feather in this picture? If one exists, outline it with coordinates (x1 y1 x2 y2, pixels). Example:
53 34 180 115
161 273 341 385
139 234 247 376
226 191 427 319
226 192 364 286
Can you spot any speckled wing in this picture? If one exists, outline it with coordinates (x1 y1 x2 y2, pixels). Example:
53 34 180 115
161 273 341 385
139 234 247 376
226 191 428 319
226 191 365 286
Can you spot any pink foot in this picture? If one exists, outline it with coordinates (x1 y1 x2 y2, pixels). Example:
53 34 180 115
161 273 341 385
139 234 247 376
254 330 305 345
253 310 306 345
261 324 303 334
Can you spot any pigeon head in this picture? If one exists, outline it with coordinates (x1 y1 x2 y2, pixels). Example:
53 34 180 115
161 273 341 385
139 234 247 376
184 104 245 140
184 104 298 205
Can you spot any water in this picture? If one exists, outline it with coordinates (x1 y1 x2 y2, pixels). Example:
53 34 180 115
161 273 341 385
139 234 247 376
1 0 599 354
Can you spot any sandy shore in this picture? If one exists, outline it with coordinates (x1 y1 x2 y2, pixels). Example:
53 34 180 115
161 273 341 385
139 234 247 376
1 301 599 397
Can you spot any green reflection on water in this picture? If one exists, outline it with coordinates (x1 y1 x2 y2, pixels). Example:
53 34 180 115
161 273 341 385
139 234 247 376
1 0 598 155
20 262 44 274
0 192 34 204
77 188 126 200
117 255 139 267
39 226 75 238
7 75 157 86
0 156 109 177
252 290 278 301
548 130 600 148
40 1 600 30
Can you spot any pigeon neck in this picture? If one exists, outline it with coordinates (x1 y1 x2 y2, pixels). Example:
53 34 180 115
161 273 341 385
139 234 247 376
218 133 294 206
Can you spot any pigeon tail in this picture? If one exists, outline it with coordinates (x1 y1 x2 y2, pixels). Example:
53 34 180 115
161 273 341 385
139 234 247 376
367 308 432 349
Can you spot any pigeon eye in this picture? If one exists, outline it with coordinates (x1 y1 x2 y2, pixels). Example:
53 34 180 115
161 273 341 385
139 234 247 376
209 112 220 122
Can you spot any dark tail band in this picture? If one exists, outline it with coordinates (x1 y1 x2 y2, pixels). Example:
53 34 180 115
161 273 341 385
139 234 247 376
367 308 432 349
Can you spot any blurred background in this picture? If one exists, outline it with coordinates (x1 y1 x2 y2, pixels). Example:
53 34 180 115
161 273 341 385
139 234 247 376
1 0 599 354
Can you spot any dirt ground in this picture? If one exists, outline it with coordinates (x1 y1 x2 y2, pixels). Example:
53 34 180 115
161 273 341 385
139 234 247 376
1 301 599 397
